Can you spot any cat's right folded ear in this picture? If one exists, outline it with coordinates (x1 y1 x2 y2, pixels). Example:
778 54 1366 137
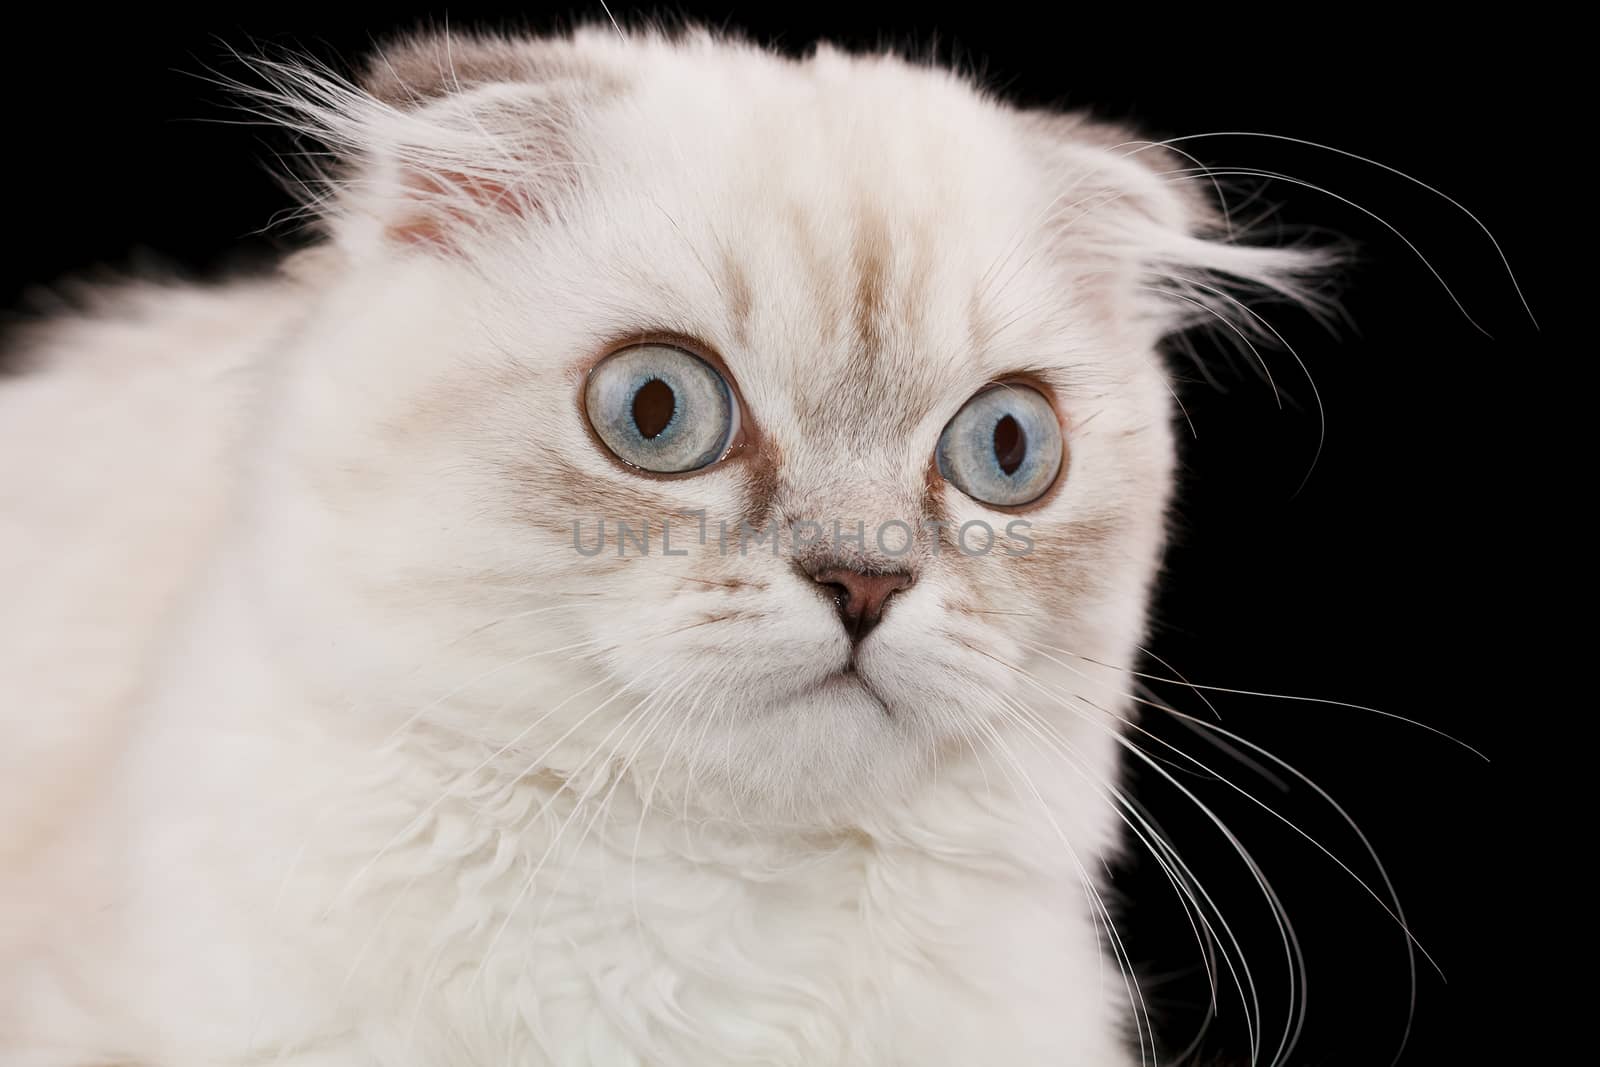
252 33 622 255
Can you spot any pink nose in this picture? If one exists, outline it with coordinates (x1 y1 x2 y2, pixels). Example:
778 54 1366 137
802 565 915 642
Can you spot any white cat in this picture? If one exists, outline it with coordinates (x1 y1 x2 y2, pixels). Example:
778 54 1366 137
0 28 1321 1066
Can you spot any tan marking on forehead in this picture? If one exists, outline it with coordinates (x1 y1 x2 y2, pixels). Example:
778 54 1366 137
850 207 891 357
823 205 900 431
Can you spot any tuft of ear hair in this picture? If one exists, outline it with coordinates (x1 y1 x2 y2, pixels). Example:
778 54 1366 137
1021 111 1340 342
241 33 624 254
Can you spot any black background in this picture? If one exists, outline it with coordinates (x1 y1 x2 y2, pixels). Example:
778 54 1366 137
2 7 1545 1065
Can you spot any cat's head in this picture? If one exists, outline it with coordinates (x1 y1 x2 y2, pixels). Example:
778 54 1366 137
241 29 1319 825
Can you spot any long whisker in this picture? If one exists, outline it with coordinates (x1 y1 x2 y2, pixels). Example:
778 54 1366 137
961 641 1282 1065
522 661 717 958
1125 131 1538 328
1022 640 1445 977
1145 269 1329 494
331 660 666 996
1109 648 1486 760
967 710 1158 1066
1140 285 1283 407
1160 166 1491 336
988 695 1234 1039
1009 675 1292 1067
467 658 699 990
627 671 722 931
1133 639 1420 1067
380 633 608 746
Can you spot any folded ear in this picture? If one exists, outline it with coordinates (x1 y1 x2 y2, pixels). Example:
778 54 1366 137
259 33 622 254
1019 111 1334 334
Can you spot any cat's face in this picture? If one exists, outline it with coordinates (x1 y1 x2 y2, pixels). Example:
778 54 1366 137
242 32 1287 825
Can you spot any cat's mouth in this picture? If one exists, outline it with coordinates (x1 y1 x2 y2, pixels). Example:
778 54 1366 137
811 663 893 717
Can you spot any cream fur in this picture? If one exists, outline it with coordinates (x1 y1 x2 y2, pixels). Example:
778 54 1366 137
0 28 1320 1066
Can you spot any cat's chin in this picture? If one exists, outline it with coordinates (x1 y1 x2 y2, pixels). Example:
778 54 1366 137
660 660 944 828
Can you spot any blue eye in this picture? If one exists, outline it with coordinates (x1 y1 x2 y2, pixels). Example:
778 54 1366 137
936 384 1064 507
585 344 738 473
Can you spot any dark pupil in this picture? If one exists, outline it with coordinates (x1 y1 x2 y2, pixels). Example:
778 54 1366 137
993 414 1027 476
632 378 676 439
